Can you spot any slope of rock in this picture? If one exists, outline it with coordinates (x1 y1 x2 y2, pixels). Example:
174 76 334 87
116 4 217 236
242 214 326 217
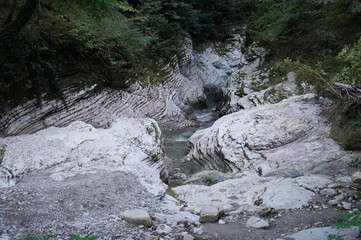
0 118 166 195
187 94 351 175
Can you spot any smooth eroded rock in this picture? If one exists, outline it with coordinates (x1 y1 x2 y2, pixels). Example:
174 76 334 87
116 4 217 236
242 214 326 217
187 94 353 175
121 209 152 227
246 216 269 229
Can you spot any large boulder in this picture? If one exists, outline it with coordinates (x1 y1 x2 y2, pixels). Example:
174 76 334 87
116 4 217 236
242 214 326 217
199 206 223 223
351 172 361 183
187 94 351 175
121 209 152 227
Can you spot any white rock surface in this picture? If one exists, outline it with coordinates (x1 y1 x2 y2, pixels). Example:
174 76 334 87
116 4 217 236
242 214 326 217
218 219 226 225
187 94 350 175
0 119 166 195
287 226 360 240
173 173 332 214
156 224 172 235
246 216 269 229
193 227 203 235
121 209 152 227
154 194 199 225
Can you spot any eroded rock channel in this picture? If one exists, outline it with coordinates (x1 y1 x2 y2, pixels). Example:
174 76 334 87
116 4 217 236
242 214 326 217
1 35 361 240
163 94 219 186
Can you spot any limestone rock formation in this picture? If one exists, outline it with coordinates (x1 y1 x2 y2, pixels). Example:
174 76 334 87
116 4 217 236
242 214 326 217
187 94 349 175
0 34 267 137
0 59 205 136
0 118 167 195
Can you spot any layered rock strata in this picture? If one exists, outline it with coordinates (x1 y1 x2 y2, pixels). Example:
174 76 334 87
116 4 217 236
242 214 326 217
0 34 268 136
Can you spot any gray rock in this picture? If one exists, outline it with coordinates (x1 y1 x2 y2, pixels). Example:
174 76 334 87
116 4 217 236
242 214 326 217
193 227 203 235
351 172 361 183
156 224 172 235
246 216 269 229
328 183 341 188
334 193 347 201
183 234 195 240
121 209 152 227
328 199 339 206
320 188 337 197
287 226 360 240
199 206 222 223
342 202 352 210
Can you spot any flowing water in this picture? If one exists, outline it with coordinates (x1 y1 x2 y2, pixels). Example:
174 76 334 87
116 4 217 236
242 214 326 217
163 95 217 160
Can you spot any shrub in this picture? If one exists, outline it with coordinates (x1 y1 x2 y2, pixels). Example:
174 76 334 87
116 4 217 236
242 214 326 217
332 38 361 86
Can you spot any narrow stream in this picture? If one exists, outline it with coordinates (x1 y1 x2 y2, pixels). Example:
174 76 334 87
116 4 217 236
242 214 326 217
163 95 218 169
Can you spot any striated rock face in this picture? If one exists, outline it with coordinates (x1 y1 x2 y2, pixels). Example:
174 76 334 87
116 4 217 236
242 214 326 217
0 118 167 195
0 34 267 136
187 94 350 175
0 58 206 136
